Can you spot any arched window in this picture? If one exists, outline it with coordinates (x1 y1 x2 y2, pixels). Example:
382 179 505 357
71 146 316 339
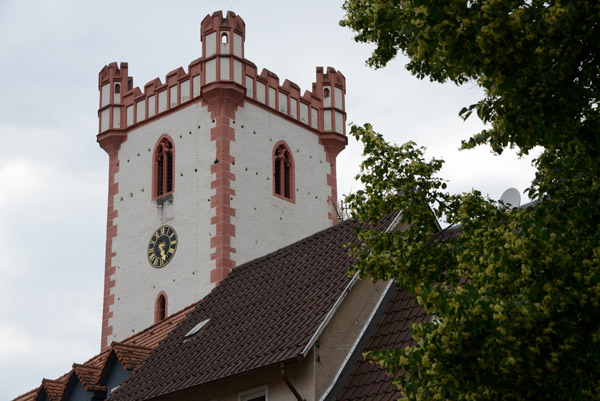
273 142 294 202
154 292 168 323
153 136 174 198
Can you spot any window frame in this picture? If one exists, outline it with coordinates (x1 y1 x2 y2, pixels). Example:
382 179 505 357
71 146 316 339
272 141 295 203
152 135 175 200
154 291 168 323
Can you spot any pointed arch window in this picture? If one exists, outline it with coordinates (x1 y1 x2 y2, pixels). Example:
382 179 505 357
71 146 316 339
153 136 175 198
155 292 168 323
273 142 294 202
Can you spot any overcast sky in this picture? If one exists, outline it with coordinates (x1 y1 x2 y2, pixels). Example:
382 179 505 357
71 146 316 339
0 1 538 399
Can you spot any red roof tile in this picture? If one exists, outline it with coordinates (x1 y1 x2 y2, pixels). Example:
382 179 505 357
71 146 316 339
70 364 105 392
110 343 152 371
109 214 399 401
120 304 195 349
12 303 194 401
12 388 38 401
36 379 67 401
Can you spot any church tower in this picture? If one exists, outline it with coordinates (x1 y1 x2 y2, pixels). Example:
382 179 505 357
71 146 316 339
96 11 347 350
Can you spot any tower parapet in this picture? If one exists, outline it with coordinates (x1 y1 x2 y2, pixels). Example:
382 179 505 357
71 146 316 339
97 11 347 150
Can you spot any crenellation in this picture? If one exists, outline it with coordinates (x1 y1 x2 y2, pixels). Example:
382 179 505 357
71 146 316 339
98 10 346 138
95 10 349 350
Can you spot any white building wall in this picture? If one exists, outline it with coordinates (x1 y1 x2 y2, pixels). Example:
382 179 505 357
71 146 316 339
231 103 332 265
109 103 216 342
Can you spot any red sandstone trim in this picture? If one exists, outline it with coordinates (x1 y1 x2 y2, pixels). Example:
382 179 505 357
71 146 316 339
99 143 124 351
202 81 245 285
319 134 347 226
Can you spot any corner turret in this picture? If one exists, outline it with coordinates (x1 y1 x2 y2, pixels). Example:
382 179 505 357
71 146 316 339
201 11 245 85
314 67 346 135
98 62 131 152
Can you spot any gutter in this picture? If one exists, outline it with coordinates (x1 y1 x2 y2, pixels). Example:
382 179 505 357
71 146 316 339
281 362 304 401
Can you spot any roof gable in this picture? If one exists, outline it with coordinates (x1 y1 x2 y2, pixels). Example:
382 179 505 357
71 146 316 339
110 214 398 400
99 343 151 385
70 364 105 392
14 302 195 401
35 379 66 401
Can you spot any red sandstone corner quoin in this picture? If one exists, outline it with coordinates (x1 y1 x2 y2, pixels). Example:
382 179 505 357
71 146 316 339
202 82 245 285
96 10 348 351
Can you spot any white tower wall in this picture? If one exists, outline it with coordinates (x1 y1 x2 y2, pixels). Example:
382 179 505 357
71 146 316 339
110 104 215 342
97 11 347 350
232 103 332 264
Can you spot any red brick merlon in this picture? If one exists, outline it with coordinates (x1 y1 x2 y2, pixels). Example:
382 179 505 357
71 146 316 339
202 81 245 285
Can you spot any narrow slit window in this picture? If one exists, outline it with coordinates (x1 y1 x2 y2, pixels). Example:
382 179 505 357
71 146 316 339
154 137 175 198
155 293 167 323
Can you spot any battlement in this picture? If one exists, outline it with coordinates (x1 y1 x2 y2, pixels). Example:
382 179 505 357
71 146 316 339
97 11 346 148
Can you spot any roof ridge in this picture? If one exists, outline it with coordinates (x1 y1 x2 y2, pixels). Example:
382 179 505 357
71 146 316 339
215 217 363 285
11 387 38 401
122 302 196 344
111 341 152 351
73 362 102 371
38 378 67 401
70 364 105 392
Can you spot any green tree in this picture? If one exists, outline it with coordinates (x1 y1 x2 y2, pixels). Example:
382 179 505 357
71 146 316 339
341 1 600 399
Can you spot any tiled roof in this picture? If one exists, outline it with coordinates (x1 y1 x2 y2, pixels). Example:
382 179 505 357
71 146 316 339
330 225 461 400
12 388 37 401
111 343 152 371
36 379 67 401
119 303 195 349
71 364 105 392
335 287 428 400
82 350 111 369
109 214 398 401
433 224 462 242
12 303 194 401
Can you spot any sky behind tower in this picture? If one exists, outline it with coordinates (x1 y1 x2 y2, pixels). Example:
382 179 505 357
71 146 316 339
0 1 538 399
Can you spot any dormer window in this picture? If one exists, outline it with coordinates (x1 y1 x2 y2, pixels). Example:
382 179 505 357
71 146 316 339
184 318 212 342
153 136 175 198
273 142 294 202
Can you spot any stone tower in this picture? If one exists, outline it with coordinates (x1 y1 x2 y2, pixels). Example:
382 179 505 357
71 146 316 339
96 11 347 350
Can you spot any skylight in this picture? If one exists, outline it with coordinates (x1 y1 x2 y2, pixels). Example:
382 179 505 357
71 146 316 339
183 318 212 342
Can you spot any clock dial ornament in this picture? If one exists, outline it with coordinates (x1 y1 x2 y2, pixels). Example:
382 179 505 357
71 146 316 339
148 225 178 268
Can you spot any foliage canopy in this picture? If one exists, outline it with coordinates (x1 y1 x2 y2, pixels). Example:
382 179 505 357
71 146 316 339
341 0 600 156
341 0 600 399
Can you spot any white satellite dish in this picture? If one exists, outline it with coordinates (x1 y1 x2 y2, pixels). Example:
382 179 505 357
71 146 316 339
499 188 521 208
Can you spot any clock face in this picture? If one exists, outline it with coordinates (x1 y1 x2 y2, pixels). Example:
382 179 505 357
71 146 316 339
147 225 178 268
